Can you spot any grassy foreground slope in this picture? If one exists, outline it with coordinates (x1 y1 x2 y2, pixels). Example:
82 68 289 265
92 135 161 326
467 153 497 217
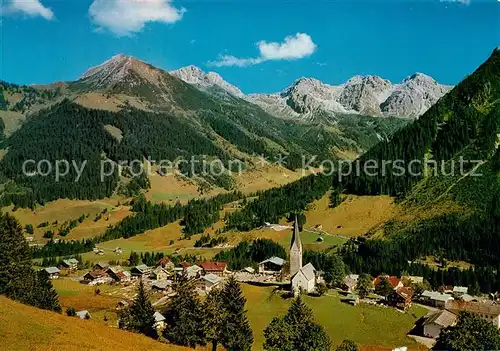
0 295 211 351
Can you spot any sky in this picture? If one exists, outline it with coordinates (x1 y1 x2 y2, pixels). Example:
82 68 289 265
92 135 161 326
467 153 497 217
0 0 499 93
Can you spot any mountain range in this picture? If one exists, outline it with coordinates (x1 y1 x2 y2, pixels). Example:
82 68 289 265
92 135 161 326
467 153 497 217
0 53 458 206
172 61 452 120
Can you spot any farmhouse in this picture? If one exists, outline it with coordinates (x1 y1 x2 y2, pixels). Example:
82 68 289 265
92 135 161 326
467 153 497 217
131 264 152 278
258 257 286 275
153 312 166 330
421 291 454 308
150 267 168 281
76 310 90 319
452 286 468 296
387 287 413 310
83 269 110 284
157 257 175 271
423 310 458 338
60 258 79 271
106 266 131 282
152 280 172 292
93 262 109 270
242 267 255 274
197 273 222 292
291 263 317 295
343 274 359 292
43 267 60 279
446 300 500 328
373 275 403 290
199 262 227 276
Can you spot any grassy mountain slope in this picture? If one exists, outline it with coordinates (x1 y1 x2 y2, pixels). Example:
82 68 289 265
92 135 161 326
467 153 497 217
0 295 208 351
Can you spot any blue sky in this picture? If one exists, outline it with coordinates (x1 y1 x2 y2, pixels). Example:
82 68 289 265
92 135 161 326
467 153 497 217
0 0 499 93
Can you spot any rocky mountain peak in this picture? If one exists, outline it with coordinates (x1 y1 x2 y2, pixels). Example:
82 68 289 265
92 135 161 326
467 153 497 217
170 65 244 97
249 73 452 119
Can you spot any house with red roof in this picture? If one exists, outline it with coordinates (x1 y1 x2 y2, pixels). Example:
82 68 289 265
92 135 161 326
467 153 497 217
157 257 175 270
373 275 403 290
199 261 228 276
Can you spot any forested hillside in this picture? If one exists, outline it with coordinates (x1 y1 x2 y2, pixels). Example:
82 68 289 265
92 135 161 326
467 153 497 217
338 48 500 291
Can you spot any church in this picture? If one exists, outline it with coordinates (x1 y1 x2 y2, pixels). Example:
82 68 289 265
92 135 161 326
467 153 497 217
290 217 318 295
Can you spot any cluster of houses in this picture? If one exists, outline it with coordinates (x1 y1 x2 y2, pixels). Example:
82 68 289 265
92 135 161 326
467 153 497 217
43 258 80 279
419 286 500 341
342 274 415 309
342 272 500 342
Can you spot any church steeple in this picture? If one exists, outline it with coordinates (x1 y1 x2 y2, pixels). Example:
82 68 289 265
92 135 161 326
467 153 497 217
289 215 303 277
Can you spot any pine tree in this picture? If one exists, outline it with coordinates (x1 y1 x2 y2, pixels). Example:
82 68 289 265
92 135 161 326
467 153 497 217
32 270 62 313
355 273 372 299
163 276 205 347
119 279 157 338
264 296 331 351
219 276 253 351
0 212 61 312
203 289 226 351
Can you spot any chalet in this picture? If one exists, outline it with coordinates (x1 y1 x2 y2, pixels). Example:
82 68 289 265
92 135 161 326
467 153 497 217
196 273 222 292
93 262 109 270
76 310 90 319
291 263 317 295
106 266 131 282
258 257 286 275
152 280 172 292
423 310 458 338
452 286 468 296
131 264 152 278
115 270 131 282
150 267 168 281
60 258 79 271
373 275 403 290
199 262 228 276
177 265 203 279
242 267 255 274
387 287 413 310
44 267 60 279
153 312 166 330
343 274 359 292
421 291 454 308
458 294 476 302
445 300 500 328
157 257 175 270
83 269 110 284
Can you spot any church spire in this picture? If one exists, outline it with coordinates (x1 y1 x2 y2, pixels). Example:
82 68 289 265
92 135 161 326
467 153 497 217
289 215 303 277
291 215 302 251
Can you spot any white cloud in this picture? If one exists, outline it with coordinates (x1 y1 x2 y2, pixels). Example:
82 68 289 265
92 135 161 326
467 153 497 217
209 33 317 67
6 0 54 20
89 0 185 36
